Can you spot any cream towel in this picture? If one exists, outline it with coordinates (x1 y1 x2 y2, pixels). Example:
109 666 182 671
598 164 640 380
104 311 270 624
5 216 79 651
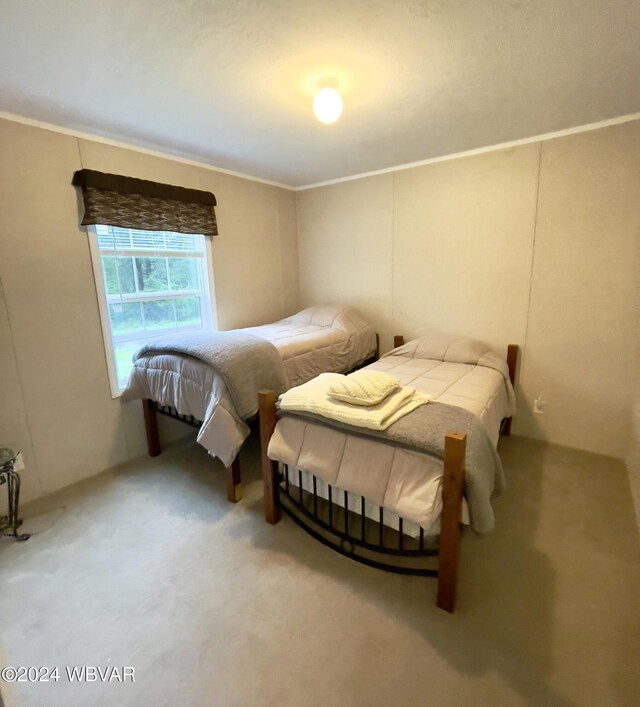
279 373 431 430
327 369 400 406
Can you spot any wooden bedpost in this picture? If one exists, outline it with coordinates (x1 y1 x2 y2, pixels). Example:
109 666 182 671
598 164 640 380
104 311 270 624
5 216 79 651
393 335 404 348
502 344 519 436
225 456 243 503
437 431 466 613
374 333 380 360
258 390 281 525
142 399 161 457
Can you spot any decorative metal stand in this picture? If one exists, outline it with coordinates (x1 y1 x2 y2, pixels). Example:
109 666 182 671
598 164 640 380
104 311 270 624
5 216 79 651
0 448 30 542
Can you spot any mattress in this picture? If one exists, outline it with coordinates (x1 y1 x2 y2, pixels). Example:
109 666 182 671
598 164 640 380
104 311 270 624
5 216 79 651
123 305 376 465
268 334 515 534
365 356 511 447
244 305 376 388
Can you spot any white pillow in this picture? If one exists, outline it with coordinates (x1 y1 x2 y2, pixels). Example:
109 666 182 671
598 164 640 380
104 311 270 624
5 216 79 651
327 370 400 406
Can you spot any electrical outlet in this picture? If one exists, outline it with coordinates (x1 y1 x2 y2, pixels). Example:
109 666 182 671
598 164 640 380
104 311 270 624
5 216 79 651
533 396 545 415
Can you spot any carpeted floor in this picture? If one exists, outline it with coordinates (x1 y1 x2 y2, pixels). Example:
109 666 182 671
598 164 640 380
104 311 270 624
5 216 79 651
1 433 639 707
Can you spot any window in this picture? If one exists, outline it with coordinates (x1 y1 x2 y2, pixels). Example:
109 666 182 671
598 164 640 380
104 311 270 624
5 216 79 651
89 225 215 395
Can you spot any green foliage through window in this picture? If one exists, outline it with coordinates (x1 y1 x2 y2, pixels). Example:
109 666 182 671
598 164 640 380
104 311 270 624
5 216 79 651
95 226 211 389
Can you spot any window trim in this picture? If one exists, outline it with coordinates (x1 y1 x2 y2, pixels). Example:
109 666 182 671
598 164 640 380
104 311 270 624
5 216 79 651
87 226 218 399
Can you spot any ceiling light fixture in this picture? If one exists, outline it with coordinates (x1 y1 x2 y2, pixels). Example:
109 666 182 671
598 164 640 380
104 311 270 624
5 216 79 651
313 79 343 124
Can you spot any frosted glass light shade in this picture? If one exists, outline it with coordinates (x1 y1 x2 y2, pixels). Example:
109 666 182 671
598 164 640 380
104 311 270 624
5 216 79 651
313 87 343 123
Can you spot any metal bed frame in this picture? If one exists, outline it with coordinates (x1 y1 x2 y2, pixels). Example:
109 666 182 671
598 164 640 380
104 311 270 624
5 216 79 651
278 463 440 576
258 336 519 613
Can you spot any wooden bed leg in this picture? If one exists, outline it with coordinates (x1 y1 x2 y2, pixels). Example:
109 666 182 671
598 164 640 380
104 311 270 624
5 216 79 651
225 455 243 503
142 399 161 457
393 335 404 348
437 431 466 613
502 344 519 436
258 390 281 525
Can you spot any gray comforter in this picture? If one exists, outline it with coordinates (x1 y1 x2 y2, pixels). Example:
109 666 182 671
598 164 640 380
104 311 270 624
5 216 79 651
278 401 506 533
134 331 289 419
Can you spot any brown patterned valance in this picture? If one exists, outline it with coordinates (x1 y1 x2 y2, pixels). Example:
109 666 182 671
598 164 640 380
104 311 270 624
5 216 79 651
72 169 218 236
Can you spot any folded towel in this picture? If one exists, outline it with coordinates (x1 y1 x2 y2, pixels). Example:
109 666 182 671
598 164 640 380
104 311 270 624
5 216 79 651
327 370 400 407
279 373 431 430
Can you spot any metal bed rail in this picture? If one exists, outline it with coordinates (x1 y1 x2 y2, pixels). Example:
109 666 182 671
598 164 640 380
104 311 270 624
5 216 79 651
277 464 439 577
152 402 203 429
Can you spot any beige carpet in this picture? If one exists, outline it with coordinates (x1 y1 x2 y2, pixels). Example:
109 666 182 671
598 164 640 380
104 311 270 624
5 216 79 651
1 433 639 707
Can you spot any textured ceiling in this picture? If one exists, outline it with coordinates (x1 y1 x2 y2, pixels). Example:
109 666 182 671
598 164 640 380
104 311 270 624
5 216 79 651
1 0 639 187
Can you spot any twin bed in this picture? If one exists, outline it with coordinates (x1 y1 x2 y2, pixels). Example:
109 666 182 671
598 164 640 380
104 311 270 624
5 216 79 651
123 305 378 501
258 333 518 613
124 305 517 613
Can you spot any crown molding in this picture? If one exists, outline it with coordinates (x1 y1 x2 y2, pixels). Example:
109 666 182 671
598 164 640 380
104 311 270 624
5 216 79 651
294 112 640 191
2 108 638 192
0 110 293 190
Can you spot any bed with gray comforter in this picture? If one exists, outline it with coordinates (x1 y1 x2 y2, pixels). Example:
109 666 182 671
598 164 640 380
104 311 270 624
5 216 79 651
122 305 377 466
267 333 516 534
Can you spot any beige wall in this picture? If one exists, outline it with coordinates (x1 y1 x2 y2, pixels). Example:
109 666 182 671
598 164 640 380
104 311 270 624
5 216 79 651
1 115 638 508
297 121 640 459
630 390 640 534
0 118 299 504
517 128 639 455
296 174 394 344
